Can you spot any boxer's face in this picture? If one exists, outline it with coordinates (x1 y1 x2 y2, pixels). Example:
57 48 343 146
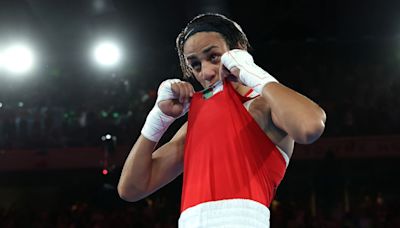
183 32 229 89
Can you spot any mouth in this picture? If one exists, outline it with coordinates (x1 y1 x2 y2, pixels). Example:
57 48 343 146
204 76 219 88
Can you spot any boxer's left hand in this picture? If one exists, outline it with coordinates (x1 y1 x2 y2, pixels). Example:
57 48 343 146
221 49 278 93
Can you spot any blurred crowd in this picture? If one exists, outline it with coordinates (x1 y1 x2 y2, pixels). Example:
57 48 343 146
1 40 399 150
0 198 179 228
1 58 399 150
1 190 399 228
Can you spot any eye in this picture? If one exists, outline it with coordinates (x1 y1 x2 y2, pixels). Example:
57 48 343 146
189 61 201 72
210 54 220 63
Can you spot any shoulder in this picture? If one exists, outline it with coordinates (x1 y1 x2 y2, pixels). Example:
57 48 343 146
244 96 270 120
244 96 295 159
243 96 272 139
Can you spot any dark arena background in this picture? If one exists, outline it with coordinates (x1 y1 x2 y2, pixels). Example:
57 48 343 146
1 0 400 227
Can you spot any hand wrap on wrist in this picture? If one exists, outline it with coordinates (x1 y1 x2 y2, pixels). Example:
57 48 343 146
221 49 278 94
141 79 189 142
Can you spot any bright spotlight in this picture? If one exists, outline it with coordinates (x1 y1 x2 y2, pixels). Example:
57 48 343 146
93 41 121 67
2 44 35 74
0 52 3 69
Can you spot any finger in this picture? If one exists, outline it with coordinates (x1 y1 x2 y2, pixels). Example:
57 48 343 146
178 83 187 104
171 82 185 103
220 65 235 81
183 83 193 102
172 82 193 103
170 83 180 96
230 66 241 78
188 83 195 97
180 83 188 103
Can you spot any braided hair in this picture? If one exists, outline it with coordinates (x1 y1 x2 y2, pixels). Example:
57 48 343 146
176 13 250 79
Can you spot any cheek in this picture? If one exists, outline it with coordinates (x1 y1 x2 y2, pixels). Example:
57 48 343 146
190 74 207 88
194 75 206 87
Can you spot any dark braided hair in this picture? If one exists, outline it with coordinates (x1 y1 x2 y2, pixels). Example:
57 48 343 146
176 13 251 79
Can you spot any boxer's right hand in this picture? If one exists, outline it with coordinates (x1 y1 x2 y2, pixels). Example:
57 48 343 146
157 79 194 118
141 79 193 142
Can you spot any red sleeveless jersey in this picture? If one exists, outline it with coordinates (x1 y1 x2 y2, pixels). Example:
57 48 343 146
180 80 287 212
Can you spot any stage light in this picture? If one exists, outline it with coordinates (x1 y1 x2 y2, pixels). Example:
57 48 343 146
92 40 121 67
0 102 3 108
2 43 35 74
0 52 3 70
101 133 113 141
102 168 109 175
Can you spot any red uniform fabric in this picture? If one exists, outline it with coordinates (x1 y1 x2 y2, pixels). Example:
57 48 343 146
180 80 287 212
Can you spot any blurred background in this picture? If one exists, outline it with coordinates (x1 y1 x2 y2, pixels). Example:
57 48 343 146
0 0 399 227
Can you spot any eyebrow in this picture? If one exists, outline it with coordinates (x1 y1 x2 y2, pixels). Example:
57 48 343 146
186 45 219 61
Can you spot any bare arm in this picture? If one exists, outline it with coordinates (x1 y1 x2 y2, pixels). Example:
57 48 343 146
220 49 326 145
261 82 326 144
118 122 187 202
118 79 193 202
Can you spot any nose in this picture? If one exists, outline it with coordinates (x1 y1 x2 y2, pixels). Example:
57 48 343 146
199 61 217 82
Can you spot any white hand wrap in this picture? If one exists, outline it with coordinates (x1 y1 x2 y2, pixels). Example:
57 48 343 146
221 49 278 94
141 79 190 142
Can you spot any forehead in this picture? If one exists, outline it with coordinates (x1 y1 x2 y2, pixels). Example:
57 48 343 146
183 31 228 56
